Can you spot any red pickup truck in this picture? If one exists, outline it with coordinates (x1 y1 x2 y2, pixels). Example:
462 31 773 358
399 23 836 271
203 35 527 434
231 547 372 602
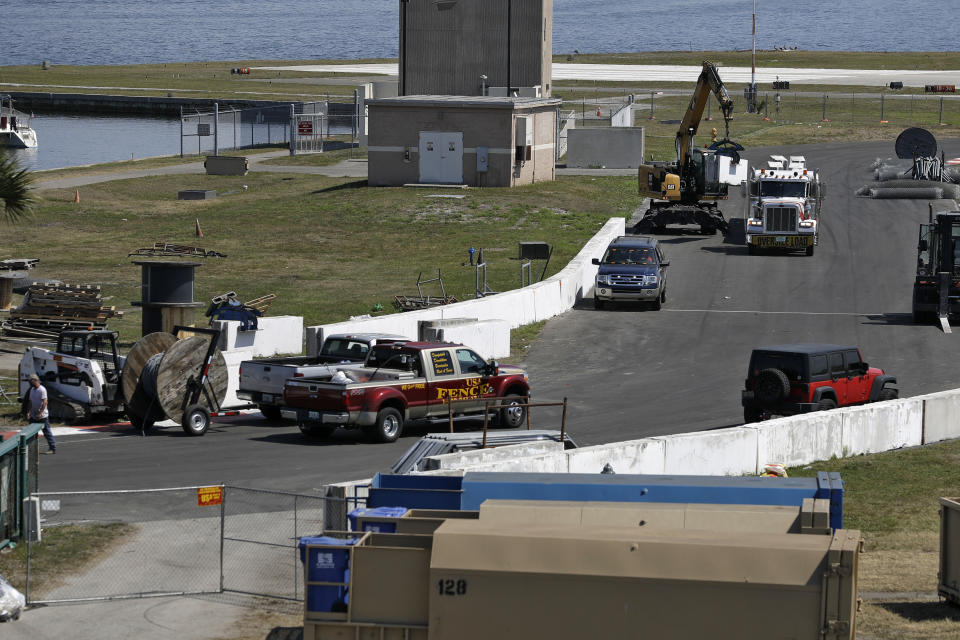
283 342 530 443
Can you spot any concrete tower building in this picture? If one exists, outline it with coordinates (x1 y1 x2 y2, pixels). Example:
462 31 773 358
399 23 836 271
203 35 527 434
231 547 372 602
398 0 553 97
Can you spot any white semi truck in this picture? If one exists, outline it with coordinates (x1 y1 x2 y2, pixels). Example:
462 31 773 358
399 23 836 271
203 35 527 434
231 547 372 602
745 155 824 256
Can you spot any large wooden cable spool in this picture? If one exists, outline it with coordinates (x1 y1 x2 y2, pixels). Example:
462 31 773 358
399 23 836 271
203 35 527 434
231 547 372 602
121 332 228 430
154 336 228 420
121 332 176 426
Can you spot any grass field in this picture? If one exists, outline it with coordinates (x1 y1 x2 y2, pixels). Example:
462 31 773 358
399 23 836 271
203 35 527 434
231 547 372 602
791 441 960 639
0 171 636 349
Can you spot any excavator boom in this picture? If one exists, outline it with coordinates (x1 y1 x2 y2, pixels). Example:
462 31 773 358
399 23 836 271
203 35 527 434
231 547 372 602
676 61 735 171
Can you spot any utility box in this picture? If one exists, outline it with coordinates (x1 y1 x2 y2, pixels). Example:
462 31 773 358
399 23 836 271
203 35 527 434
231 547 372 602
204 155 248 176
302 531 432 640
940 496 960 604
428 520 862 640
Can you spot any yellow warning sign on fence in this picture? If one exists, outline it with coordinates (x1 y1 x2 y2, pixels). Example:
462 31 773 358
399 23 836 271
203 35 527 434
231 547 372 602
197 486 223 507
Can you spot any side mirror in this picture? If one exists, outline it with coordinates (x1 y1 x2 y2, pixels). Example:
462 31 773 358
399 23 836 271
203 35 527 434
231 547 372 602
660 261 670 267
859 362 869 374
592 258 601 265
919 239 928 251
485 361 500 377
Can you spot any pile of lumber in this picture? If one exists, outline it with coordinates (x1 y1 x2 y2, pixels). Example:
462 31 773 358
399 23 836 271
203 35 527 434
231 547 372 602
2 283 122 340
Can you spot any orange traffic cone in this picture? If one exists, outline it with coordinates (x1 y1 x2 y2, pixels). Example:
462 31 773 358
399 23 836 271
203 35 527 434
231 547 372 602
195 218 203 238
73 189 80 203
596 108 602 117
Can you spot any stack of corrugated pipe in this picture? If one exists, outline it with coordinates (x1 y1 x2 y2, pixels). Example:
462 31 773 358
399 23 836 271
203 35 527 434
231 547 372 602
856 158 960 200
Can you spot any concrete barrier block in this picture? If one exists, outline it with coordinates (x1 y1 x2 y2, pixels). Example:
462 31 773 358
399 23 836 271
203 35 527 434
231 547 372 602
567 439 665 475
840 398 923 456
755 412 843 472
424 441 565 471
453 452 570 473
920 390 960 443
657 427 758 476
212 315 304 357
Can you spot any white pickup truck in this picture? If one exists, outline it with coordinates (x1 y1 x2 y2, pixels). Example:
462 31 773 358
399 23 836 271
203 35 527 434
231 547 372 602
237 333 408 420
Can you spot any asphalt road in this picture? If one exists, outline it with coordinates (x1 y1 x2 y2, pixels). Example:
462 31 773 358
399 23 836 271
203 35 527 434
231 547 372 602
36 138 960 498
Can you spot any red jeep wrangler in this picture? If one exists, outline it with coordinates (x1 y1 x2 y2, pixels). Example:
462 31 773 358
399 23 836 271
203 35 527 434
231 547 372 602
742 344 898 423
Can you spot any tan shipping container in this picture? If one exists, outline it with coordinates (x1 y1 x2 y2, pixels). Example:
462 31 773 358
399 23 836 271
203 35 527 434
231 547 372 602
428 520 861 640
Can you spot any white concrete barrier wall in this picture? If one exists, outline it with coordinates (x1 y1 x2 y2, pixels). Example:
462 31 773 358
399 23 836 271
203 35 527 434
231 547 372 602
566 439 665 475
306 217 625 356
840 398 923 456
416 395 941 479
920 389 960 444
657 427 759 476
755 412 843 473
425 441 565 471
213 316 304 357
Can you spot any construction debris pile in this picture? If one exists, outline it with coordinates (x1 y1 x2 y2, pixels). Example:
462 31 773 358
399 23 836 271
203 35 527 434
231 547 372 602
128 242 227 259
2 283 123 340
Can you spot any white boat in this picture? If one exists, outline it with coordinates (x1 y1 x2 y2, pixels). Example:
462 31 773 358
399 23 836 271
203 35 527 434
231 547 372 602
0 96 38 149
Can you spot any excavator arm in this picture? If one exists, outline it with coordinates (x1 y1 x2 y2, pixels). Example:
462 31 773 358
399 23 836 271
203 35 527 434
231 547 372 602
675 61 735 173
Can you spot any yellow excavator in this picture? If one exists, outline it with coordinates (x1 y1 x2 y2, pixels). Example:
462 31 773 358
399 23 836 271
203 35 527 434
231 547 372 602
637 61 747 234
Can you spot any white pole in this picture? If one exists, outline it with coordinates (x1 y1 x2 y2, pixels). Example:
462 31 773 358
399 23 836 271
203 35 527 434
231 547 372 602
752 0 757 89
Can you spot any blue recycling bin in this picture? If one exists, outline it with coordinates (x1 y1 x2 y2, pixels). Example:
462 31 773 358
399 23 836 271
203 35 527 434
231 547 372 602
347 506 409 533
298 536 358 613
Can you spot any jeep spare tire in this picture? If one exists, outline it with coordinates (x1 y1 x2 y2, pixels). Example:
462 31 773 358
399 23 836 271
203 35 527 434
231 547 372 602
754 368 790 405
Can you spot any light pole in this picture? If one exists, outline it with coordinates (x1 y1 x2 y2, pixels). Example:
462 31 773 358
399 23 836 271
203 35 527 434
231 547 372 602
480 74 487 96
747 0 758 113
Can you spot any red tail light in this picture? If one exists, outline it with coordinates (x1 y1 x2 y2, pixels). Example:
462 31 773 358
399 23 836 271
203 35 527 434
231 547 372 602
294 372 304 377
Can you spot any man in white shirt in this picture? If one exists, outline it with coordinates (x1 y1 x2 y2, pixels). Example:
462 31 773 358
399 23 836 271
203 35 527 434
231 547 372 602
26 374 56 454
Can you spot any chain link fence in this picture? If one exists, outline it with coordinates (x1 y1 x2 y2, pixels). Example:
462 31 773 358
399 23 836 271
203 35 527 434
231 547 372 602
751 92 960 127
221 486 326 601
180 101 334 156
26 485 334 606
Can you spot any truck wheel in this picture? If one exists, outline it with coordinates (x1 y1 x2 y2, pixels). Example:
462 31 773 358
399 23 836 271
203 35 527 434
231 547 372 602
369 407 403 443
499 394 528 429
806 244 815 256
652 295 662 311
878 388 899 402
817 398 837 412
748 244 757 256
181 404 211 437
259 405 283 421
594 296 604 310
754 368 790 405
743 406 763 423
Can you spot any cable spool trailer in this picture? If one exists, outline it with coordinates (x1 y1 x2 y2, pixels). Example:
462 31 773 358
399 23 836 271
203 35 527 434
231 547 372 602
120 326 251 435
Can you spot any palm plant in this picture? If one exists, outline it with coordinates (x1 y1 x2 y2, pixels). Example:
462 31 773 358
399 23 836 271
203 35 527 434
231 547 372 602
0 151 34 223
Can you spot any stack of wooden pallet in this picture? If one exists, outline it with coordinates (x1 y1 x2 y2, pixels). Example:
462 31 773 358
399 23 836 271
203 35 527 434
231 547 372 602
2 283 123 340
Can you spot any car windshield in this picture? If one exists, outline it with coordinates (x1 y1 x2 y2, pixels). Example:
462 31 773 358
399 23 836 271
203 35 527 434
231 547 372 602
760 181 806 199
602 246 657 265
751 352 805 380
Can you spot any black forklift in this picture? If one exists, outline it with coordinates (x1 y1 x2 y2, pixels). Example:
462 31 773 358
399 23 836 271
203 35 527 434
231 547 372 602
913 205 960 332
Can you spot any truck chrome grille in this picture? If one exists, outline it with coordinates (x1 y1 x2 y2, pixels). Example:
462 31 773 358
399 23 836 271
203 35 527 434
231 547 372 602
765 207 797 232
610 274 645 285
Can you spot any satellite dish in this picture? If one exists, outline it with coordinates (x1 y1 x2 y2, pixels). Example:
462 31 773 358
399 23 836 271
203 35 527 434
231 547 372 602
895 127 937 159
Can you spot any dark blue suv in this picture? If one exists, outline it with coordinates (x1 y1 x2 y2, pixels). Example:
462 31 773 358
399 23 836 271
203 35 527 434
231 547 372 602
591 236 669 310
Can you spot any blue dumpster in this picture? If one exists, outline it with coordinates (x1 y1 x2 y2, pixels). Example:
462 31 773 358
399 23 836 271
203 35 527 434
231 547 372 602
348 506 409 532
298 536 358 613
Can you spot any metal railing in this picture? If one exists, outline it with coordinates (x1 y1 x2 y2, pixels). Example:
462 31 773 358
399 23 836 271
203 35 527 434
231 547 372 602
442 395 569 445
